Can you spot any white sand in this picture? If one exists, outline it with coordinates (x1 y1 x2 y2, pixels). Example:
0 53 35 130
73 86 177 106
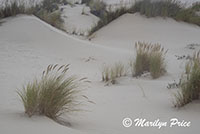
1 0 200 132
60 0 200 36
1 13 200 134
61 4 99 36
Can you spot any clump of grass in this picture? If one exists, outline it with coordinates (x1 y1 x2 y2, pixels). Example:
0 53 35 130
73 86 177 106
131 42 150 76
131 42 167 79
174 51 200 107
102 62 126 84
17 80 39 117
150 49 166 79
17 64 87 119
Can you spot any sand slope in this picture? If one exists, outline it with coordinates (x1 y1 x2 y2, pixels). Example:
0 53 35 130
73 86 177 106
0 14 200 134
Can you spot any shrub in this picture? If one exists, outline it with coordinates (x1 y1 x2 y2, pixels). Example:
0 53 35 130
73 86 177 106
0 0 26 18
42 0 57 12
35 10 64 30
102 62 126 84
191 2 200 11
174 52 200 107
81 0 91 6
32 0 64 30
18 64 87 119
130 0 200 26
41 0 69 12
130 0 181 18
131 42 167 78
89 6 128 35
89 0 107 18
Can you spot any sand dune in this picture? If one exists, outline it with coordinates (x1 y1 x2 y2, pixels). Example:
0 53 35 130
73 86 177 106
0 11 200 134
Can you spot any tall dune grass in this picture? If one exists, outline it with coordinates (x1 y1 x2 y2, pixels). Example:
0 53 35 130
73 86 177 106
18 64 87 119
174 52 200 107
150 49 166 79
102 62 126 84
131 42 167 79
17 80 39 117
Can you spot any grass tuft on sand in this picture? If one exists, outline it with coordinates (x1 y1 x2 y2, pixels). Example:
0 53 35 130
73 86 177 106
17 64 87 119
102 62 127 84
174 51 200 107
131 42 167 79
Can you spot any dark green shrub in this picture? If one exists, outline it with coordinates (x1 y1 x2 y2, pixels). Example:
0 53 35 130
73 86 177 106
89 0 107 18
41 0 60 12
191 2 200 11
81 0 91 6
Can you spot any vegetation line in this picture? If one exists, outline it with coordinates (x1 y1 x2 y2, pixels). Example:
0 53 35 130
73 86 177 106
0 0 65 30
88 0 200 36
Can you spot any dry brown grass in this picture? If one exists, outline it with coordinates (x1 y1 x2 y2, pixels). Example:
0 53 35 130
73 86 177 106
131 42 167 79
17 64 89 119
102 62 127 84
174 51 200 107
